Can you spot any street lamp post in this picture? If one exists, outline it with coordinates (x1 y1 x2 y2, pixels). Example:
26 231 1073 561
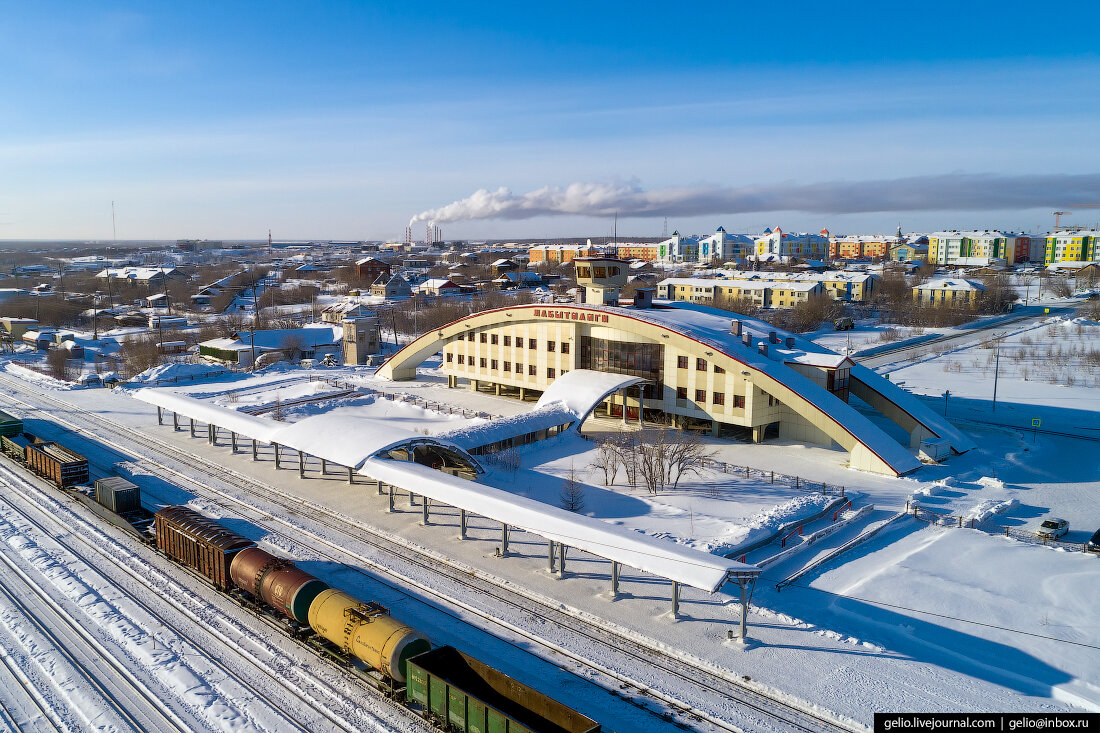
992 336 1002 412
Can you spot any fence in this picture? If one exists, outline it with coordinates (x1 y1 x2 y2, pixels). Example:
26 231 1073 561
1002 526 1090 552
909 504 976 528
698 457 846 497
908 502 1094 553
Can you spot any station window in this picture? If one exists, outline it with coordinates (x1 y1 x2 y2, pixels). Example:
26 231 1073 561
733 395 745 408
547 340 556 352
491 359 498 370
445 353 453 362
516 337 524 348
503 362 511 372
547 368 556 379
713 392 724 405
529 339 537 350
561 342 570 354
479 358 487 368
695 389 706 402
528 364 536 376
677 355 688 369
480 333 487 344
697 358 707 371
458 354 465 364
491 334 499 345
514 362 522 373
503 335 511 346
676 386 688 400
714 364 725 374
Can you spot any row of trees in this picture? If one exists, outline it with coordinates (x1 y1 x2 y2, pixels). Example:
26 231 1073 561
589 427 713 496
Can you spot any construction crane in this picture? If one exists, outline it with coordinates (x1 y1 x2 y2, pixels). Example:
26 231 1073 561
1053 205 1100 231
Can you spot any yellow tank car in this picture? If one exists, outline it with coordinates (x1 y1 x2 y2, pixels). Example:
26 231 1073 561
308 589 430 683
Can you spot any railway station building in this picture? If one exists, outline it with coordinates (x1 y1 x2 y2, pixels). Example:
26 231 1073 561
379 258 974 477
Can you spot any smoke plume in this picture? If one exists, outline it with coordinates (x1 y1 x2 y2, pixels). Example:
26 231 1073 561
410 173 1100 225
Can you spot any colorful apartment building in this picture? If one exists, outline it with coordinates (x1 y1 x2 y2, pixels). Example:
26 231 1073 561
528 243 599 264
754 227 830 261
615 243 662 261
1044 230 1099 264
928 231 1031 265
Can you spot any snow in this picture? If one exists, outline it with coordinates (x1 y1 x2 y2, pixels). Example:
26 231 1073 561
362 457 757 593
129 362 228 384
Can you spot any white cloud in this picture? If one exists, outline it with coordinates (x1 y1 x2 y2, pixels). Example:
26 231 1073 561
411 174 1100 225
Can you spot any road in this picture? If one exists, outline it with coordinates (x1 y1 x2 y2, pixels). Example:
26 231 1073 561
854 303 1079 370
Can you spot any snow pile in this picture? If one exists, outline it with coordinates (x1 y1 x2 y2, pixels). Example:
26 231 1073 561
3 363 74 390
129 362 227 385
976 476 1005 491
687 493 836 556
964 498 1019 524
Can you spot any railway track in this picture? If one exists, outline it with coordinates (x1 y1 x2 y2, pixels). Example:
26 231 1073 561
0 456 433 733
0 614 67 733
0 378 860 733
0 508 193 733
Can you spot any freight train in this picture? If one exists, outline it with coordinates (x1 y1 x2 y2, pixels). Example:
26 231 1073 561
0 409 600 733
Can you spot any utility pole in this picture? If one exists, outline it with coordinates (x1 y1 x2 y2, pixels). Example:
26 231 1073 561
160 266 172 316
992 336 1002 412
246 267 258 369
92 293 98 341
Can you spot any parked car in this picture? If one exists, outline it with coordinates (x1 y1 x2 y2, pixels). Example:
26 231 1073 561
1086 528 1100 554
833 317 855 331
1037 517 1069 540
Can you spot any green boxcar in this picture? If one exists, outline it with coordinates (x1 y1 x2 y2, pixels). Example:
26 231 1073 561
406 646 600 733
0 411 23 438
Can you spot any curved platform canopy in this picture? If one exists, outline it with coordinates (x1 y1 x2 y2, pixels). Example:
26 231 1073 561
131 388 483 474
361 456 757 593
534 369 645 421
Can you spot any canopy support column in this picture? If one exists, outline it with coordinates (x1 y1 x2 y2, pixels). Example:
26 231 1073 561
547 540 555 572
273 443 280 469
320 458 326 475
387 484 394 512
377 480 384 495
231 432 237 453
172 412 178 430
347 466 354 485
611 561 620 597
298 450 305 478
190 418 195 436
558 543 566 577
421 499 430 526
620 389 627 426
500 523 509 556
459 509 467 539
409 491 416 506
156 406 162 425
251 439 257 460
671 581 680 619
738 577 752 641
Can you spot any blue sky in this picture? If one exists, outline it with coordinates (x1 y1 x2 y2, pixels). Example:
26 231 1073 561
2 1 1099 240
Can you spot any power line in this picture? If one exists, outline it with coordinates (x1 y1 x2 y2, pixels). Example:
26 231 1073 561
763 576 1100 651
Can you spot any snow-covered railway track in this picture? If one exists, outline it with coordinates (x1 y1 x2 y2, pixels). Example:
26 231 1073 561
0 381 858 733
0 613 68 733
0 457 428 733
0 519 192 733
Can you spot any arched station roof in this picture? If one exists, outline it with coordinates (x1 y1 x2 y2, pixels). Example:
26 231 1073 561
376 302 942 477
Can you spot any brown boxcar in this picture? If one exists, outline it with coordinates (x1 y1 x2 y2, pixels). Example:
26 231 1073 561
229 547 329 624
406 646 600 733
24 441 89 487
154 506 253 590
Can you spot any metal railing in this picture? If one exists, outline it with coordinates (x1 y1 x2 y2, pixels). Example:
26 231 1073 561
697 457 846 496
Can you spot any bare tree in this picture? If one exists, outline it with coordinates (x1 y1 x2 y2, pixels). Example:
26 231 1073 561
663 428 714 489
559 465 586 513
636 432 667 495
589 438 620 485
271 393 285 422
612 433 639 488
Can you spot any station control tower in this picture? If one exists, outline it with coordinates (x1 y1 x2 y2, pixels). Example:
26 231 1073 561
573 257 630 306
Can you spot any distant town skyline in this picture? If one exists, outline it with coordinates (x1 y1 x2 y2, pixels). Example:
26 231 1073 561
2 2 1099 240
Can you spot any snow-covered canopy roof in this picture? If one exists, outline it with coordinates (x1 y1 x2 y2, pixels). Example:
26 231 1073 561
131 389 481 471
362 458 757 593
535 369 646 418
